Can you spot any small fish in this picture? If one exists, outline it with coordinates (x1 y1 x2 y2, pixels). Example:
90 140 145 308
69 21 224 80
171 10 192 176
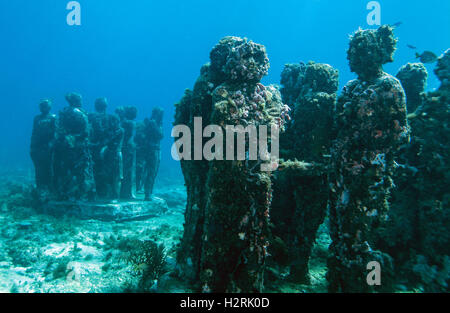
390 22 403 28
416 51 438 64
407 44 417 50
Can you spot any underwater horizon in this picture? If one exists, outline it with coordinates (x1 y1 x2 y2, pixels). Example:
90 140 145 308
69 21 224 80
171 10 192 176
0 0 449 298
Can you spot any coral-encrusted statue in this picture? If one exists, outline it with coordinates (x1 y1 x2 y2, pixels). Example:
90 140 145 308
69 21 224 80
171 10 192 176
384 49 450 292
136 108 164 201
327 25 409 292
396 63 428 113
139 108 164 201
88 98 111 199
118 106 138 200
53 92 96 201
104 108 124 202
175 37 288 292
30 99 57 193
271 61 338 283
88 98 124 201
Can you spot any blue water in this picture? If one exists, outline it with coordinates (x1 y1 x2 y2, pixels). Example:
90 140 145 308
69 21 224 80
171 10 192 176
0 0 449 177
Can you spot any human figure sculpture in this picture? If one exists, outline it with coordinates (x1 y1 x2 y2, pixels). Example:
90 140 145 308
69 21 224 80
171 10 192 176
53 92 96 201
384 49 450 292
118 106 138 200
271 61 339 283
175 37 289 292
327 25 409 292
88 98 111 199
87 97 124 202
106 108 124 202
138 108 163 201
396 63 428 113
30 99 57 193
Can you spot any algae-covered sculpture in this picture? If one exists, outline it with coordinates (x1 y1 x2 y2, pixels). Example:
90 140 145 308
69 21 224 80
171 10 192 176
271 61 338 283
119 106 138 200
30 99 57 194
396 63 428 113
383 49 450 292
175 36 288 292
327 25 409 292
30 94 167 221
53 92 96 201
89 98 112 198
88 98 124 201
136 108 164 201
434 49 450 89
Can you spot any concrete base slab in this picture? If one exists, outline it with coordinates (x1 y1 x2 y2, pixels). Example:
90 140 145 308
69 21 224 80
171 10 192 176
39 197 169 222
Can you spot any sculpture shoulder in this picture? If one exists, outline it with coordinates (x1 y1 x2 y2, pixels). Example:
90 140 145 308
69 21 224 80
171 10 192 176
60 107 87 118
377 73 404 91
34 114 57 125
340 79 360 97
87 112 98 122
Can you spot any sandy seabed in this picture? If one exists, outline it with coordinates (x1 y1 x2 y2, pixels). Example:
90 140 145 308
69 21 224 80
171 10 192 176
0 170 331 293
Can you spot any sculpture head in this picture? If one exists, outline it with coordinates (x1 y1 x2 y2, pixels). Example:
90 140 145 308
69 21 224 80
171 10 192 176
304 62 339 94
434 49 450 89
396 63 428 95
39 99 52 115
95 97 108 113
151 107 164 125
124 106 138 121
65 92 83 108
347 25 397 81
210 36 270 84
115 106 125 121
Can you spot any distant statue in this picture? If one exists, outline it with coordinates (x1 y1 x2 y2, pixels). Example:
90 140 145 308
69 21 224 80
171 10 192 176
30 99 57 193
118 106 138 200
396 62 428 113
104 111 124 202
88 98 111 199
136 108 164 201
135 119 146 194
88 98 124 202
53 92 96 201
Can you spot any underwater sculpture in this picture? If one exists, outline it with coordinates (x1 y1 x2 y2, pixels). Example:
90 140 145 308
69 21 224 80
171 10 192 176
32 92 163 205
396 63 428 113
88 98 124 201
270 61 338 283
30 99 57 193
135 108 164 201
118 106 138 200
175 36 288 292
89 97 109 199
53 92 96 201
382 49 450 292
327 25 410 292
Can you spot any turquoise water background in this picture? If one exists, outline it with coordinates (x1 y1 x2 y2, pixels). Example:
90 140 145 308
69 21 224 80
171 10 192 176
0 0 448 179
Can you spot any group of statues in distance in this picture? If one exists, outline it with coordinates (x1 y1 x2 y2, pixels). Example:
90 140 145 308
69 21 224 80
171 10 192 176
30 92 164 203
